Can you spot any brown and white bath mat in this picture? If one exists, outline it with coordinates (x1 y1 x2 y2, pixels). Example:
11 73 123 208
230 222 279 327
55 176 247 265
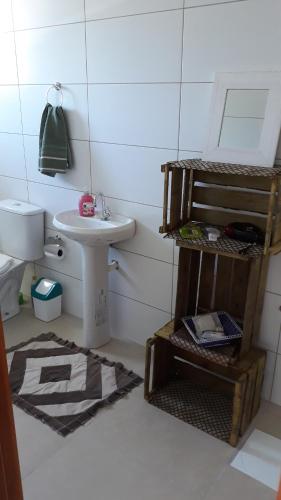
7 333 142 436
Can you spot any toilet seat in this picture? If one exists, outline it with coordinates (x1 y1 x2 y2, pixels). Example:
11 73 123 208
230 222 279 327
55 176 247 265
0 253 14 275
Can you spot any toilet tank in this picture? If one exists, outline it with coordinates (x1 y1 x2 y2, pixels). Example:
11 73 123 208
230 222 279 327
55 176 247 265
0 199 44 261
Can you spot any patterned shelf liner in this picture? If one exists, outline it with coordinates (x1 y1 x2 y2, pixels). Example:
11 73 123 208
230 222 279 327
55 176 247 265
165 228 264 258
169 326 239 367
166 158 281 177
149 379 233 442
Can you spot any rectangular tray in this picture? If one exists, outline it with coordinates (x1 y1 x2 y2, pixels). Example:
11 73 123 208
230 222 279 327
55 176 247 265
182 311 243 348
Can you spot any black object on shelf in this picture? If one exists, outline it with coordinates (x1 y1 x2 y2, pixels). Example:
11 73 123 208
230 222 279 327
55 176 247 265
224 222 265 244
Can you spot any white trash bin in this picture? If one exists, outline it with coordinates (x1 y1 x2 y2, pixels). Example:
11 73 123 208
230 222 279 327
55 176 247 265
32 278 63 322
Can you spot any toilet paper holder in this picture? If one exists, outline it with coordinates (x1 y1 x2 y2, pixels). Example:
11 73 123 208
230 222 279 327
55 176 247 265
44 235 65 260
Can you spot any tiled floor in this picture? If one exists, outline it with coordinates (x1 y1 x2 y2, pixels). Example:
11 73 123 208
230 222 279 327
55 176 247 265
4 306 281 500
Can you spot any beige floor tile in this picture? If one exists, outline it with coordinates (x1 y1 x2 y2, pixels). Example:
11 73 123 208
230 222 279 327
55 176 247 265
13 406 63 480
22 396 233 500
204 466 276 500
3 308 281 500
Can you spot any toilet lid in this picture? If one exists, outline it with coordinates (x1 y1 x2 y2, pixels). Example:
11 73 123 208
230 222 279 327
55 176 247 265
0 253 14 275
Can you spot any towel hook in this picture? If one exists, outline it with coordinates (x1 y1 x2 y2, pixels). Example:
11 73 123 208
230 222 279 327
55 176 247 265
46 82 63 106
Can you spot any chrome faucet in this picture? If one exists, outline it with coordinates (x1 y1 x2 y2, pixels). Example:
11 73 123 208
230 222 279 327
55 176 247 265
96 192 111 221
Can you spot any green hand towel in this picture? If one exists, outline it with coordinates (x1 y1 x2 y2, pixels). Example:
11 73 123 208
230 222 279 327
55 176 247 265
39 104 72 177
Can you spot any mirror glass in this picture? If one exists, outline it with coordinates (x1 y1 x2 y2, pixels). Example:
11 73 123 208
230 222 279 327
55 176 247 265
218 89 268 150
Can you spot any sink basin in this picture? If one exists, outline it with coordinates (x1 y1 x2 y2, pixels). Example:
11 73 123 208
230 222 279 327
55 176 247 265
53 210 135 246
53 209 135 349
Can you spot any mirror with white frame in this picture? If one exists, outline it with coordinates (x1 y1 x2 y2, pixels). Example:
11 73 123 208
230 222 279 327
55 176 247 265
203 72 281 167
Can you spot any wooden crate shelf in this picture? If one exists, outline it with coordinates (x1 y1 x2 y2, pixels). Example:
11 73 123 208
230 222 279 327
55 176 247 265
144 330 266 447
165 227 264 260
143 158 279 446
160 159 281 257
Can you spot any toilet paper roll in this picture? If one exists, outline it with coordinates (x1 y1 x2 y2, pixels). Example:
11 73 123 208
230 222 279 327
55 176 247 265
44 244 65 260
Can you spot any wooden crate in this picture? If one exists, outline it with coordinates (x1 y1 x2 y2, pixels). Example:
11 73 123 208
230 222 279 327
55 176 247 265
144 325 266 447
174 247 268 358
159 158 281 357
160 159 281 257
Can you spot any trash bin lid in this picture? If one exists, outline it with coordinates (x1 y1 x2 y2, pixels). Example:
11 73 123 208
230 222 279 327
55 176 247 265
32 278 63 301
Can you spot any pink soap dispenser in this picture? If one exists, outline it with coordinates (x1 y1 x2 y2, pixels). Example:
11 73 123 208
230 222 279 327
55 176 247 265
79 191 95 217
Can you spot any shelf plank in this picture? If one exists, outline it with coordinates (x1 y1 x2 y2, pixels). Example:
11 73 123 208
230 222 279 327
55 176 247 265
165 228 264 261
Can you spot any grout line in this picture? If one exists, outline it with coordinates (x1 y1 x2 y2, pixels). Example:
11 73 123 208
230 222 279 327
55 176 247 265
0 172 27 183
22 133 90 143
4 0 248 36
9 1 30 200
0 130 202 156
85 7 186 24
176 6 185 157
36 261 171 316
7 19 85 34
224 115 265 120
0 171 167 209
16 83 87 86
83 0 93 193
10 8 186 34
111 246 174 266
170 262 175 319
46 219 173 264
91 139 178 152
269 349 279 402
0 131 22 135
186 0 248 9
27 179 83 193
36 263 82 282
105 194 163 209
10 0 31 200
0 81 213 86
85 81 182 85
109 290 171 315
264 289 281 298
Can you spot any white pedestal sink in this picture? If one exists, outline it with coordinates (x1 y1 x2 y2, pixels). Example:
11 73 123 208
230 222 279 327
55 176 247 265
53 210 135 348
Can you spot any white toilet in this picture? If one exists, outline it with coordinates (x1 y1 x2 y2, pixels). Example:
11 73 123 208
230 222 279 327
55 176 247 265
0 199 44 321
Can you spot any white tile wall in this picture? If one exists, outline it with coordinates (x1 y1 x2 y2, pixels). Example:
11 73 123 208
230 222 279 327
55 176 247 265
109 291 171 345
0 0 13 33
0 86 22 133
86 11 183 83
109 247 173 312
179 83 213 151
182 0 281 82
0 176 28 200
85 0 184 20
271 355 281 406
12 0 85 30
15 24 87 84
172 265 179 315
0 134 26 179
261 351 277 401
91 142 175 206
185 0 247 6
28 182 81 229
88 84 180 148
107 198 173 264
257 292 281 353
1 0 281 404
266 252 281 296
0 33 18 84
